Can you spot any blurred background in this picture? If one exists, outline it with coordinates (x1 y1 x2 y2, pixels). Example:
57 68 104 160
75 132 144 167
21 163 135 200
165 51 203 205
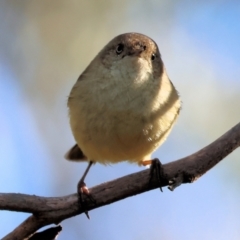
0 0 240 239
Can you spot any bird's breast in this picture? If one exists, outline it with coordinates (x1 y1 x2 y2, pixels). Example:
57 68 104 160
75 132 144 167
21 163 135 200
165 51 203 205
68 64 180 164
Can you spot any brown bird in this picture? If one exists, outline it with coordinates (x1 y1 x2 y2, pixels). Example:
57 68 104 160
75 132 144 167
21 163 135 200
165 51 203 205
65 32 181 216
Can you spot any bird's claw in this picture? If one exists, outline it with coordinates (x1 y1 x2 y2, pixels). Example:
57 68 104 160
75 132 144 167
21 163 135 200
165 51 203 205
150 158 164 192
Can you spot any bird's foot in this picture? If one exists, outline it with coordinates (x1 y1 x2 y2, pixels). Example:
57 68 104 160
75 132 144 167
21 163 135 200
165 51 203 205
142 159 185 191
77 180 96 219
149 158 164 192
141 158 164 191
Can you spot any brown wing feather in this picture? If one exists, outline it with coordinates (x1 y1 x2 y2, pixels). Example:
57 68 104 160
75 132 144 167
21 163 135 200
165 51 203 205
65 144 88 161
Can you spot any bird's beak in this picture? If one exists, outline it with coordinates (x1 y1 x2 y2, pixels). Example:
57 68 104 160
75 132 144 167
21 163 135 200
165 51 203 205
127 50 143 57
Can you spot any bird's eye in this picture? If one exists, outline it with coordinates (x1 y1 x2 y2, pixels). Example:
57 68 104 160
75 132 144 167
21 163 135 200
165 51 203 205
116 44 124 55
151 54 156 61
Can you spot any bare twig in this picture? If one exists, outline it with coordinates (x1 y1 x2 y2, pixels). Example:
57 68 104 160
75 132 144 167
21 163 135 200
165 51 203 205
1 122 240 240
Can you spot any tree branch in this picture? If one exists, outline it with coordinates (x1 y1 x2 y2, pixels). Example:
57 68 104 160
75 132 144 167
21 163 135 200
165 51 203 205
1 122 240 240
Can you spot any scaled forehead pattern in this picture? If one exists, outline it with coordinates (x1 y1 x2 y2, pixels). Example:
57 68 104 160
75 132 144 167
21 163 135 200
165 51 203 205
102 33 160 56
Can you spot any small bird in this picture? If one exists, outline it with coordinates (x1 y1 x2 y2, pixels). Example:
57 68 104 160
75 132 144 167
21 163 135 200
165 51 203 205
65 33 181 212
